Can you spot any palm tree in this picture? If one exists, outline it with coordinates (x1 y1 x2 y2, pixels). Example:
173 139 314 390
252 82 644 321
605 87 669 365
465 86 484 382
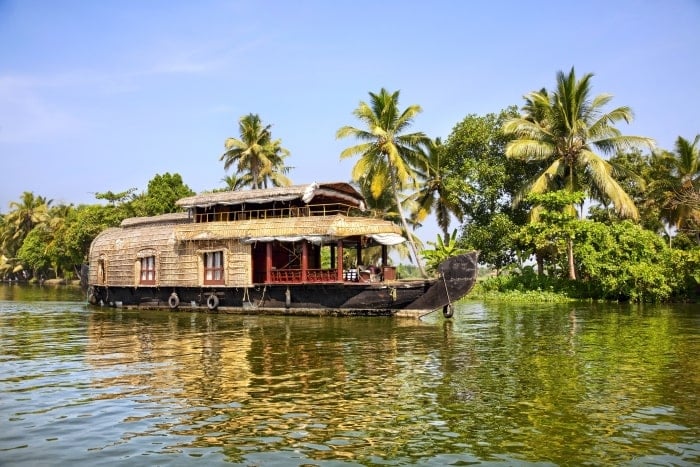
221 173 252 191
336 88 431 277
353 174 423 267
503 68 655 279
256 138 293 188
3 192 51 253
652 135 700 243
220 114 291 189
409 138 466 242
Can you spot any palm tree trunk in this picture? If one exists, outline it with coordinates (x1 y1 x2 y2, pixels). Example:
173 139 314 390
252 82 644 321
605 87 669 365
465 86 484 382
566 161 578 280
536 251 544 275
390 175 427 278
567 237 576 280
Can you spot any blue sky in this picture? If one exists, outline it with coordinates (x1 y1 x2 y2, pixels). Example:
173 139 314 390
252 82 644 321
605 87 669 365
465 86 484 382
1 0 698 243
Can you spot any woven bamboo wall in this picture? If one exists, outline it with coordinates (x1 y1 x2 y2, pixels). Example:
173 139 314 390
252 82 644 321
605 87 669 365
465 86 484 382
89 223 252 288
228 242 252 286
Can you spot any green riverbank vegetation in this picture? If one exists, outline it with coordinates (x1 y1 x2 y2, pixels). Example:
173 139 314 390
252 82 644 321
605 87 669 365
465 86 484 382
1 68 698 302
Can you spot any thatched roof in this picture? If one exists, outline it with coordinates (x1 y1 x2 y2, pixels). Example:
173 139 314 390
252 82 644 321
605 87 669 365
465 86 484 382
90 223 178 256
174 214 405 245
175 182 365 209
120 212 191 228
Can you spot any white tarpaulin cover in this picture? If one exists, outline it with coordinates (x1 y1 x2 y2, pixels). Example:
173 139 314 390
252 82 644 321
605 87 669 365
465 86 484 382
240 233 405 246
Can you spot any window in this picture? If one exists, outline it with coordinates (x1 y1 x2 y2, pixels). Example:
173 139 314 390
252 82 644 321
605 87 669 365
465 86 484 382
97 259 106 285
140 256 156 284
204 251 224 284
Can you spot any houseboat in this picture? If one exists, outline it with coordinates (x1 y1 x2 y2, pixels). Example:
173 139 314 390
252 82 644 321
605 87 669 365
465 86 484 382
86 182 478 318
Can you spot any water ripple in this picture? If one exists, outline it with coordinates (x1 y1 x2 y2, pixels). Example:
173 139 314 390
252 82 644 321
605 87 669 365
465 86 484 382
1 294 699 465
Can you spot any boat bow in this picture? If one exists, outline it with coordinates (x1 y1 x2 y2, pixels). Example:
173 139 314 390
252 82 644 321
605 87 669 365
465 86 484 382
404 251 479 311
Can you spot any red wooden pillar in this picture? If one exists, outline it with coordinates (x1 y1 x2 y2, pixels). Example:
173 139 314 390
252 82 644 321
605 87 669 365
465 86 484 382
337 240 344 282
301 241 308 282
330 244 336 270
265 242 273 283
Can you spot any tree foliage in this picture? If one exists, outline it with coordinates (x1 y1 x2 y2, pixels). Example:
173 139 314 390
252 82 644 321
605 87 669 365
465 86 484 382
511 191 585 278
0 173 194 281
444 108 535 270
131 172 194 216
574 221 676 302
421 230 467 274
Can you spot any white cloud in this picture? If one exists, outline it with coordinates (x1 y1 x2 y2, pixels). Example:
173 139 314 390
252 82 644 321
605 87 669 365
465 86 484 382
0 45 230 143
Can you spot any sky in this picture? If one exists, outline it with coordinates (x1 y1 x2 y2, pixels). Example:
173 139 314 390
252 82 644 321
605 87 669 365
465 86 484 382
1 0 699 244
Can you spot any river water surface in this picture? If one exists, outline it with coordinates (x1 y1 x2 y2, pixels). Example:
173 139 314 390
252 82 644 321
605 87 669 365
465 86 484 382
0 284 698 466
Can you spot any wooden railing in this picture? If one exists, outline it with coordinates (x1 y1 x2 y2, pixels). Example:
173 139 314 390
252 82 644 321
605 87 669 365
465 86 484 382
270 268 340 283
259 268 385 284
194 203 365 223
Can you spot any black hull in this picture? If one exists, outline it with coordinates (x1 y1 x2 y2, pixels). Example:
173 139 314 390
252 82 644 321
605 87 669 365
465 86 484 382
87 252 478 318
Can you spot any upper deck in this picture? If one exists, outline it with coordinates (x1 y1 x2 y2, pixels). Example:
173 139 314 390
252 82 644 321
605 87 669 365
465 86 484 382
176 182 369 223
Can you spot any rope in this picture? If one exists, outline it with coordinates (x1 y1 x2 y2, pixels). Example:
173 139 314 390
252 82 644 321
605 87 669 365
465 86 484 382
258 285 267 307
442 273 453 307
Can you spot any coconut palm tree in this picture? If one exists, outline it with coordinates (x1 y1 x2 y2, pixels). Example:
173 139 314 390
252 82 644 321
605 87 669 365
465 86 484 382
220 114 291 189
353 174 423 267
409 138 466 242
256 138 293 188
503 68 655 278
652 135 700 243
221 173 252 191
336 88 431 276
504 68 654 219
3 192 51 252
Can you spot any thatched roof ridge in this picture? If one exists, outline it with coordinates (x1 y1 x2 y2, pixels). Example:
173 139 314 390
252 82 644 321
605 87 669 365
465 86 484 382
120 212 191 228
174 214 403 242
175 182 365 209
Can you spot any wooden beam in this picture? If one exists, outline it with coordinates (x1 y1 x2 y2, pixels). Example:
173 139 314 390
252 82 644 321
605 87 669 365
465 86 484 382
337 240 344 282
265 242 273 283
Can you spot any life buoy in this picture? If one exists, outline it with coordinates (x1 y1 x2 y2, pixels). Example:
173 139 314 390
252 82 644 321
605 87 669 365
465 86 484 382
168 293 180 309
442 304 454 319
206 294 219 310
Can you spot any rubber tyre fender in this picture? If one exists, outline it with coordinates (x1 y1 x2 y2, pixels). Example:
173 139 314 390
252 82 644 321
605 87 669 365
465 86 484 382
87 286 98 305
168 293 180 309
442 304 454 319
206 294 219 310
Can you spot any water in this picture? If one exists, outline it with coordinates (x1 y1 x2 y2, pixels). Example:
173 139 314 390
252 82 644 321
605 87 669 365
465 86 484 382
0 285 698 466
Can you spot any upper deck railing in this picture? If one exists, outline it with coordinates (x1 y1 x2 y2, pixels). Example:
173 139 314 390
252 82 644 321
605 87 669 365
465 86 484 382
194 203 369 223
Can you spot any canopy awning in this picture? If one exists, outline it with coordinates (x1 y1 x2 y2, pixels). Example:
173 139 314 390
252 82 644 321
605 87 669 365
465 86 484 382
174 215 405 244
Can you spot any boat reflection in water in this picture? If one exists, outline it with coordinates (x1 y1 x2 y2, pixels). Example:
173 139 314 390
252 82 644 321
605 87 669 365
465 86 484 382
84 308 452 463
